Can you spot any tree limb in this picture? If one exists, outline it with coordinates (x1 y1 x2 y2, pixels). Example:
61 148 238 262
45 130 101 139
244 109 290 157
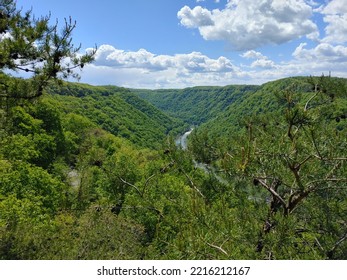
182 170 205 198
141 173 156 196
206 242 228 256
304 90 319 111
328 231 347 258
119 177 142 197
257 179 286 209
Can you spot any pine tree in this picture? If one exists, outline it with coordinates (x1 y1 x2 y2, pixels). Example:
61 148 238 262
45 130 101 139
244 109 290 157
0 0 95 100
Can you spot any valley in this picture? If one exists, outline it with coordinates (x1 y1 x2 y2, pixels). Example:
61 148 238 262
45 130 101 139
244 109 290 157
1 0 347 264
1 75 347 260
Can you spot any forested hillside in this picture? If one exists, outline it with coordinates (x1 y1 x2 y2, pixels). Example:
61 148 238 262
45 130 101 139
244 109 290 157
0 75 197 259
188 76 347 259
132 85 258 125
195 76 347 137
2 74 346 260
47 82 187 149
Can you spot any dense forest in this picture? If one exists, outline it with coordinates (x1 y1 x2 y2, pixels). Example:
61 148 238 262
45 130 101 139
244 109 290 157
1 0 346 260
132 85 259 125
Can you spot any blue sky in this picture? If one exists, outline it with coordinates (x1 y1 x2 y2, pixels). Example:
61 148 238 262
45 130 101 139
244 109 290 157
15 0 347 88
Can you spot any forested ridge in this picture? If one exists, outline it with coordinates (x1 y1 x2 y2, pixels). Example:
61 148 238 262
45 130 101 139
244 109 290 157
1 0 346 260
46 82 187 149
132 85 259 125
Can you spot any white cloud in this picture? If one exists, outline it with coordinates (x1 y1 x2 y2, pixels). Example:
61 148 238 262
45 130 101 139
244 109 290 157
250 59 276 69
89 44 235 74
293 42 347 62
177 6 213 28
81 64 243 89
81 44 240 88
79 42 347 89
241 50 267 60
322 0 347 14
91 45 168 70
241 50 276 69
177 0 318 50
176 52 235 73
321 0 347 44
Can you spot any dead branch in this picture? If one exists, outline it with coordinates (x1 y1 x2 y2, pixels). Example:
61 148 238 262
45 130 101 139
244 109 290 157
182 170 205 198
257 179 286 208
119 177 142 197
206 242 228 256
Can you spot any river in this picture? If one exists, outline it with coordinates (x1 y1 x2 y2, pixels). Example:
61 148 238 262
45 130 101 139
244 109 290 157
176 130 267 201
176 129 228 185
175 128 194 150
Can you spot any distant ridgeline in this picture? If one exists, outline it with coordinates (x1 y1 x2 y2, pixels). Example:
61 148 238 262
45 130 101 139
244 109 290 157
133 76 347 137
131 85 259 125
196 76 347 138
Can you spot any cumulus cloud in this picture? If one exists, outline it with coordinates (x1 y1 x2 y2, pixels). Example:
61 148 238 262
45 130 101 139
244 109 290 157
90 45 171 70
177 6 213 28
241 50 267 60
177 0 318 50
89 44 235 74
250 59 276 69
241 50 276 69
293 42 347 62
80 44 244 88
82 64 243 89
322 0 347 14
79 40 347 88
80 42 347 88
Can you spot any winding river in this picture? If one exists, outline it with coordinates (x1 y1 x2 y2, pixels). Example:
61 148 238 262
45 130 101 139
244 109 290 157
175 128 194 150
176 130 267 202
176 129 228 185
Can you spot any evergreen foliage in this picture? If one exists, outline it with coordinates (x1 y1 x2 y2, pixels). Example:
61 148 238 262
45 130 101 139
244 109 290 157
190 76 347 259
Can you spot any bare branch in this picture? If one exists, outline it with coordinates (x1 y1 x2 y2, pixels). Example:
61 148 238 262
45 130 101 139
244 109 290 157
307 178 347 186
118 177 142 197
257 179 286 208
182 170 205 198
328 231 347 258
206 242 228 256
313 155 347 161
288 190 310 214
297 155 313 169
141 173 156 196
304 90 319 111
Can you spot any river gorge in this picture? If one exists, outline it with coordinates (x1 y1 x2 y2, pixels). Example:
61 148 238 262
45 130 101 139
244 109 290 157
176 129 228 185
